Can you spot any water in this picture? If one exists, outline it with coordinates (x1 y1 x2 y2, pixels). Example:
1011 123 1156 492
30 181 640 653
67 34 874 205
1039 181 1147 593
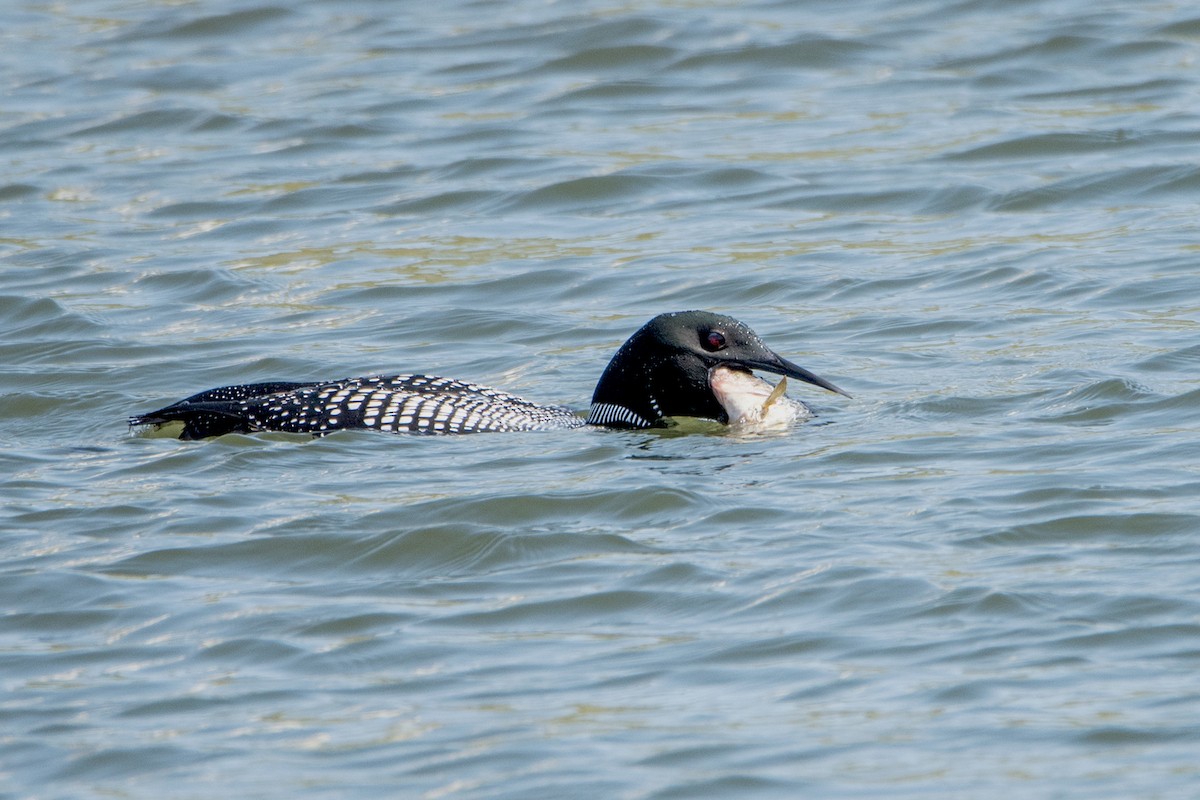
3 0 1200 797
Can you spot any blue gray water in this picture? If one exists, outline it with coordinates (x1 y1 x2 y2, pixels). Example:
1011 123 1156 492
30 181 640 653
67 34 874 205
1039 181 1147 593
3 1 1199 797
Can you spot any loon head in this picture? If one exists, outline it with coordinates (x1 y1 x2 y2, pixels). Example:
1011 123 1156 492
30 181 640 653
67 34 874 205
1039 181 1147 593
587 310 850 428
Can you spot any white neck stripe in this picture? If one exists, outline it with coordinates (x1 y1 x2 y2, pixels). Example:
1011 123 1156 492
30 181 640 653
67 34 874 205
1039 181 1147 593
586 403 651 428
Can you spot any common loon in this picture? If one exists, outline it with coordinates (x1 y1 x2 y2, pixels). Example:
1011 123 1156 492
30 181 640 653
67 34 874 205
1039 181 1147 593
129 310 849 439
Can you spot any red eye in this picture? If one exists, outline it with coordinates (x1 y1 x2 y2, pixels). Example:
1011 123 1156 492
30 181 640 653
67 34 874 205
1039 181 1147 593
703 330 727 351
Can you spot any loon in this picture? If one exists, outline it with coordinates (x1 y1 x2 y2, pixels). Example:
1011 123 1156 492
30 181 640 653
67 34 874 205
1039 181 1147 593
129 310 849 439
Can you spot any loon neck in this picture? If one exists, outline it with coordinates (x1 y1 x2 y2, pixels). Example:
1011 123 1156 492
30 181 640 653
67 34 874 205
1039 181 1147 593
586 331 724 429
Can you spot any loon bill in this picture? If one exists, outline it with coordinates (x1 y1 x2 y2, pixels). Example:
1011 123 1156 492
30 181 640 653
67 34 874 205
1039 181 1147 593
129 310 850 439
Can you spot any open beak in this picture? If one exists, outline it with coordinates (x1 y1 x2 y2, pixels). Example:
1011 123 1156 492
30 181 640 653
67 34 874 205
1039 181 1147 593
738 351 852 398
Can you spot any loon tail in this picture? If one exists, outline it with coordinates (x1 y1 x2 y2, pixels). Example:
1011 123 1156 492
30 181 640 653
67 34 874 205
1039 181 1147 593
128 402 254 440
128 381 311 440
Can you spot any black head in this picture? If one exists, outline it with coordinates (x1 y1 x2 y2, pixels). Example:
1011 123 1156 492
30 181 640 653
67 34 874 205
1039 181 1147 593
587 310 849 428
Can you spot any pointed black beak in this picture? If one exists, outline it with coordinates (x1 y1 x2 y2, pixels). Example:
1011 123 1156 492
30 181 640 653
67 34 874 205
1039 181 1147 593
738 351 852 398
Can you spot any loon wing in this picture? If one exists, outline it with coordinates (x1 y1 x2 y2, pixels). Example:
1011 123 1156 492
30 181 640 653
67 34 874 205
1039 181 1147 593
129 375 584 439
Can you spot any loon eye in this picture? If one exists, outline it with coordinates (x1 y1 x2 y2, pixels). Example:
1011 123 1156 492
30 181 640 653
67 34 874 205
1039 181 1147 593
703 330 727 352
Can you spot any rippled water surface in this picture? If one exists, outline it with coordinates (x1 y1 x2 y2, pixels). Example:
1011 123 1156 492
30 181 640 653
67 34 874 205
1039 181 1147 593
4 1 1200 797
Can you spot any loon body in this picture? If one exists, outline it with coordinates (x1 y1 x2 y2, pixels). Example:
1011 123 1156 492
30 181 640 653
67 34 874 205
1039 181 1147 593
129 311 849 439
